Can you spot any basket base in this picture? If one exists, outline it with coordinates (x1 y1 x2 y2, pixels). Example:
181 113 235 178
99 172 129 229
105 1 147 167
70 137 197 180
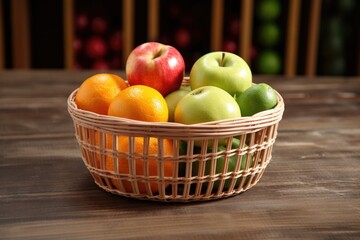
91 172 264 203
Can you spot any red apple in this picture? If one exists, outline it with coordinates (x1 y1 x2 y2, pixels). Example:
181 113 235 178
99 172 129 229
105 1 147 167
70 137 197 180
126 42 185 96
85 36 107 59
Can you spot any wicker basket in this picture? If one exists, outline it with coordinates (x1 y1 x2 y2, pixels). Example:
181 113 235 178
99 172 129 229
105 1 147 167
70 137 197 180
67 79 284 202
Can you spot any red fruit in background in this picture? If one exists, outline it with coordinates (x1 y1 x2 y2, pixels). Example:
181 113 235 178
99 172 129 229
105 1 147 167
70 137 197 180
73 62 83 70
222 39 238 53
228 18 240 37
75 12 89 32
174 28 191 49
91 16 108 35
250 46 258 62
85 36 107 59
73 36 83 54
92 59 111 70
169 3 180 19
109 31 123 52
110 56 122 69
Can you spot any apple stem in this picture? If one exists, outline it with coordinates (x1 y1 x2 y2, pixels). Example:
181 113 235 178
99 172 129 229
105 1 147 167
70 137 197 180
220 52 225 67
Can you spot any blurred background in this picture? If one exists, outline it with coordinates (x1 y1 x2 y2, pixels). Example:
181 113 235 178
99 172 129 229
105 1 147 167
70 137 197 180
0 0 359 76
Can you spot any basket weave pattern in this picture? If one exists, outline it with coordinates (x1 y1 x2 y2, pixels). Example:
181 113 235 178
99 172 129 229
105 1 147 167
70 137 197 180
68 83 284 202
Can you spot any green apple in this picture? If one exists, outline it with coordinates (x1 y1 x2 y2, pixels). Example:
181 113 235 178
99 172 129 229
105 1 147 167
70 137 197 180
165 88 190 122
189 52 252 96
174 86 241 124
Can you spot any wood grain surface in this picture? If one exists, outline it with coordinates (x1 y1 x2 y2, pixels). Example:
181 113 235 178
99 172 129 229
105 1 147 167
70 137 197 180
0 70 359 239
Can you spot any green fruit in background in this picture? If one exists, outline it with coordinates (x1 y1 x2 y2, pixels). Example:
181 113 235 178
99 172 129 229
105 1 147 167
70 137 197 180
236 83 278 116
256 22 280 47
336 0 357 13
320 57 346 76
254 50 282 75
255 0 281 21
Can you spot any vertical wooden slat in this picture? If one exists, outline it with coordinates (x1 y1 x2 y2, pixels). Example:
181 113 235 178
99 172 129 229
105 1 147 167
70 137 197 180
122 0 134 64
210 0 224 51
0 0 4 69
285 0 301 77
63 0 74 69
240 0 253 63
305 0 322 76
148 0 159 41
11 0 30 68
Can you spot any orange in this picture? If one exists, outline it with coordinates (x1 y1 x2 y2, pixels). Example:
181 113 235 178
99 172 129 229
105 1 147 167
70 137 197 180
105 136 174 194
108 85 169 122
75 73 128 115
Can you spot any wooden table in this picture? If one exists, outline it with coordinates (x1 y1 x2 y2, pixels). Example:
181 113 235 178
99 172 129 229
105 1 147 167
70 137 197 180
1 70 359 239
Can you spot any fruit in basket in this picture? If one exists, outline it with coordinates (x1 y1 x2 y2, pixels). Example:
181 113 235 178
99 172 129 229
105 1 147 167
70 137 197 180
126 42 185 96
105 136 174 194
174 86 241 124
165 88 191 122
189 52 252 96
191 144 253 191
108 85 169 122
75 73 128 115
236 83 278 116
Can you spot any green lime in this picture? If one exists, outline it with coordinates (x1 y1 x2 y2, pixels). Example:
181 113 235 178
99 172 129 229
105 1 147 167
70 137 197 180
254 50 282 75
236 83 278 116
255 0 281 21
256 22 280 47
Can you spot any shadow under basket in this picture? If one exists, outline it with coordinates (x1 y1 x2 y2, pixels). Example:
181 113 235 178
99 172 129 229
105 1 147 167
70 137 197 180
67 83 285 202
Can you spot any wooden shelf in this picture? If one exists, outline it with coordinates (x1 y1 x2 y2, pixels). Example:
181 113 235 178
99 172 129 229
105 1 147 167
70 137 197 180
1 0 358 76
0 0 4 69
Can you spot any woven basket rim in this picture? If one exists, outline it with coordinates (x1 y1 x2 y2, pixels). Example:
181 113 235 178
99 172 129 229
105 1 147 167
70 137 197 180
67 85 284 130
